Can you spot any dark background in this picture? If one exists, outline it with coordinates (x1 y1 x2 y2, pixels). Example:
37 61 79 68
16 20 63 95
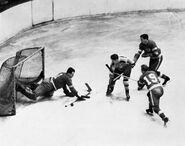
0 0 31 12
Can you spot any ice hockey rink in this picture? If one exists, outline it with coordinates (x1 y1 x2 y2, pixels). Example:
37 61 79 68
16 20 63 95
0 1 185 146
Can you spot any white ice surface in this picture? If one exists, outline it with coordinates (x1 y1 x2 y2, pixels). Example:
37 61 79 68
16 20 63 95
0 12 185 146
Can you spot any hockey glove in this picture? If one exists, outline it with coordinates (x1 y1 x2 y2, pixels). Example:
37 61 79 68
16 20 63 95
64 89 75 97
137 80 145 90
141 53 152 58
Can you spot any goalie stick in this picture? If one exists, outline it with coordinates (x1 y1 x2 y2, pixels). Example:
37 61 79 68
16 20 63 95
85 83 92 93
65 83 92 107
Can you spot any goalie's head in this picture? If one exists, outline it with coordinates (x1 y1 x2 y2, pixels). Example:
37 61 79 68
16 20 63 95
67 67 75 78
141 64 149 73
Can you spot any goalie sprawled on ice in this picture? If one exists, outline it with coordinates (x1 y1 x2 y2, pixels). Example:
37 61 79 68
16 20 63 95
0 47 89 116
17 67 89 101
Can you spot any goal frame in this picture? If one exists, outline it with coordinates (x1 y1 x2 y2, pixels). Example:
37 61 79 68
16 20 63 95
12 46 45 114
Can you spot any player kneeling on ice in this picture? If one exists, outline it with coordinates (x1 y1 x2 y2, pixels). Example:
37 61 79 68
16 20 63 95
138 64 169 125
106 54 133 101
16 67 87 101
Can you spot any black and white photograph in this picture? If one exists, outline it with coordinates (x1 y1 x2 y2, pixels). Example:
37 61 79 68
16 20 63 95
0 0 185 145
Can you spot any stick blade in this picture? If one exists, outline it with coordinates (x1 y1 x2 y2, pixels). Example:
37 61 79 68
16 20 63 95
85 83 92 92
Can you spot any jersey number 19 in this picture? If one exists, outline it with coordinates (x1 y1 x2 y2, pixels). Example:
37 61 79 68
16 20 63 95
143 73 158 86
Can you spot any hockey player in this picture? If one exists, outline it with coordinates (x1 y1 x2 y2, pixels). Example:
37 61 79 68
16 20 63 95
106 54 133 101
138 64 169 125
133 34 170 86
16 67 85 101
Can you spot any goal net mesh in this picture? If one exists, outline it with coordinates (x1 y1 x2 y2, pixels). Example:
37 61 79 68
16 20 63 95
0 47 45 116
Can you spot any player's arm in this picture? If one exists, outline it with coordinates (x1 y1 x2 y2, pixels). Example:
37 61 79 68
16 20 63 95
145 41 159 57
152 47 161 57
63 85 74 97
66 79 80 97
133 50 143 65
126 58 134 65
109 63 117 76
68 85 79 97
141 52 153 57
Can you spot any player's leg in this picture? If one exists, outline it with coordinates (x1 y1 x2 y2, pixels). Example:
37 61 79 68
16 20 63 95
149 56 170 85
34 78 55 98
151 87 169 124
146 91 154 115
16 82 36 100
149 55 163 71
124 68 132 101
123 77 130 101
106 75 116 96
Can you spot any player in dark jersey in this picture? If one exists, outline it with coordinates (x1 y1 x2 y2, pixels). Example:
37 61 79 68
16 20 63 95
16 67 84 101
133 34 170 86
106 54 133 101
138 64 169 125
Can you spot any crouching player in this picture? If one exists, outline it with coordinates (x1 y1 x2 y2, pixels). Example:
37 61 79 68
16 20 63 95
138 64 169 125
106 54 133 101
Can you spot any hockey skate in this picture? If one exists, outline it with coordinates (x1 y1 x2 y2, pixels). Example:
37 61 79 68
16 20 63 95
106 87 113 96
106 92 112 96
162 76 170 86
126 95 130 101
163 117 169 126
146 108 153 116
16 83 36 100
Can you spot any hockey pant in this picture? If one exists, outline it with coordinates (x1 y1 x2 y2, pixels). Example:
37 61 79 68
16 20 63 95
147 86 167 120
149 55 170 84
34 78 55 97
149 55 163 71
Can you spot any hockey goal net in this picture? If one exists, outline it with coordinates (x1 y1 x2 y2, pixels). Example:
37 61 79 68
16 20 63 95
0 47 45 116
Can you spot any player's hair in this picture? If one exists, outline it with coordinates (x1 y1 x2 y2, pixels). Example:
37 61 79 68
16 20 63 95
110 54 119 60
67 67 75 74
140 34 149 40
141 64 149 72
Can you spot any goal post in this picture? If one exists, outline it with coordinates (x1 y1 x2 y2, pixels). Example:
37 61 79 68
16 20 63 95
0 47 45 116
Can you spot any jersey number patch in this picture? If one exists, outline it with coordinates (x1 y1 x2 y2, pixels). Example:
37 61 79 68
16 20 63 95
143 73 158 85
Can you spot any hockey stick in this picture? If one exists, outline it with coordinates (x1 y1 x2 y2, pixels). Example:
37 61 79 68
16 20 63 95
105 64 113 72
121 74 138 82
105 64 137 82
113 73 123 81
85 83 92 93
80 83 92 98
64 83 92 107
